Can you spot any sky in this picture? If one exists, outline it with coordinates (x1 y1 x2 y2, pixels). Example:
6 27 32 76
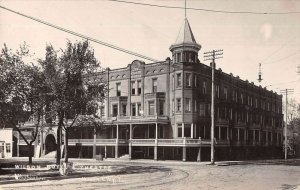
0 0 300 102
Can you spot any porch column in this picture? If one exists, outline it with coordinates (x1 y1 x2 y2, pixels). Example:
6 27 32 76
154 123 158 161
191 123 194 138
197 137 202 162
93 126 96 158
115 125 119 158
182 123 185 138
182 137 186 162
17 132 20 157
34 136 38 158
194 124 197 138
129 124 132 160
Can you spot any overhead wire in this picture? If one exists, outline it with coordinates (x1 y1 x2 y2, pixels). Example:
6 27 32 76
0 5 159 63
260 35 297 64
108 0 300 15
264 50 300 65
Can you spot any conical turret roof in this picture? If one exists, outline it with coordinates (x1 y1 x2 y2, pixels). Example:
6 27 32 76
175 18 197 45
170 18 201 51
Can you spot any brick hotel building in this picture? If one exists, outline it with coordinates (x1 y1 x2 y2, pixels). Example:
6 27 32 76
15 18 284 161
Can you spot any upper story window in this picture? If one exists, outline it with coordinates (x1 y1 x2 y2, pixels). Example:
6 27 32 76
137 80 141 95
122 104 126 116
224 87 228 100
116 83 121 96
185 73 191 87
148 101 155 115
131 81 135 95
176 98 182 112
185 98 191 112
200 103 205 116
203 81 207 94
131 103 136 116
194 74 198 87
100 106 105 118
152 78 157 93
112 104 118 117
137 103 142 116
177 53 181 62
177 73 182 87
172 75 175 90
241 93 244 104
159 100 165 116
215 85 220 98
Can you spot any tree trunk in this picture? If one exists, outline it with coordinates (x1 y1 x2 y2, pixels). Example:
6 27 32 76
29 143 33 164
64 127 68 163
56 125 61 165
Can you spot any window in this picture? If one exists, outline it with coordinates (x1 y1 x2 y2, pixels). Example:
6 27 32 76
122 104 126 116
176 98 181 112
6 143 11 153
137 103 142 116
185 98 191 112
240 93 244 104
224 87 228 100
131 81 135 95
112 104 118 117
194 100 197 112
116 83 121 96
194 75 197 87
185 73 191 87
152 78 157 93
132 103 136 116
172 99 174 114
177 53 181 62
100 106 105 117
148 101 155 115
215 85 220 98
137 80 141 95
172 75 175 90
177 124 182 137
200 103 205 116
159 100 165 115
184 124 191 137
203 81 207 94
177 73 182 87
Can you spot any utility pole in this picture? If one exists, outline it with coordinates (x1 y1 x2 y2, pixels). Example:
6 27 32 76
204 49 223 165
280 88 294 160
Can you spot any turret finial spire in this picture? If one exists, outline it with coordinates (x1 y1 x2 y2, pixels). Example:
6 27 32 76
185 0 187 18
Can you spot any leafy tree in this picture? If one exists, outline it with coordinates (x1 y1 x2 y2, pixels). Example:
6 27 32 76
0 43 46 164
39 40 106 165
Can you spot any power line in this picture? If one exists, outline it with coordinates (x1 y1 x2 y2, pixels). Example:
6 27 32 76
263 49 300 65
0 5 159 63
109 0 300 15
267 79 300 87
260 35 297 63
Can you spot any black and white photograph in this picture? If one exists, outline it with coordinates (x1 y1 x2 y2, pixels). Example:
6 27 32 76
0 0 300 189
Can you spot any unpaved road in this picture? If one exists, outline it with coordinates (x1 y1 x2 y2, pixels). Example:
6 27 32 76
1 159 300 190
